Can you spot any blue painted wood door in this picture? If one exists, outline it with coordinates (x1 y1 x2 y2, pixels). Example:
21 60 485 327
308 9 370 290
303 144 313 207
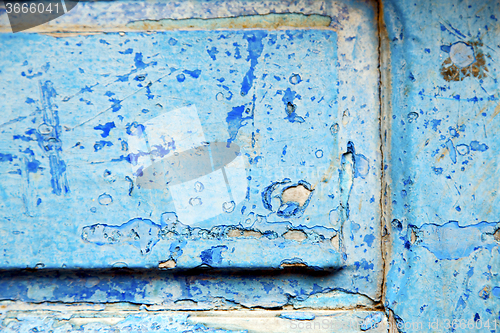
0 1 386 328
0 28 361 270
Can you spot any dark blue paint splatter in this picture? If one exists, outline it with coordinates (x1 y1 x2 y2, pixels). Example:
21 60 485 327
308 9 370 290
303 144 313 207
354 259 374 270
79 85 95 93
116 73 131 82
94 140 113 152
94 122 116 138
183 69 201 79
470 141 488 151
176 74 185 82
25 157 42 174
280 88 304 123
440 44 451 53
207 46 218 60
364 234 376 247
241 31 267 96
233 42 242 59
21 70 43 79
432 167 443 175
449 24 467 38
0 153 14 162
119 48 133 54
35 81 70 195
430 119 441 131
109 98 122 112
13 134 34 142
134 53 147 69
278 202 301 217
145 86 154 100
226 104 252 144
108 155 130 164
200 245 228 266
445 139 457 164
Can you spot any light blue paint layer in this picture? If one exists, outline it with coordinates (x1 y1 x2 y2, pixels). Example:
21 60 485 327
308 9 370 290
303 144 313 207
0 29 342 270
383 0 500 330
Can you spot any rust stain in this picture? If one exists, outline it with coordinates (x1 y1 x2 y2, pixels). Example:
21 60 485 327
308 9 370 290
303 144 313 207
279 262 307 268
441 42 488 82
330 235 340 252
488 102 500 124
436 148 448 162
494 228 500 242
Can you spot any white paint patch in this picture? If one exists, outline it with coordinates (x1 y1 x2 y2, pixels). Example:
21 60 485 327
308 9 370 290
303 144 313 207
450 42 475 68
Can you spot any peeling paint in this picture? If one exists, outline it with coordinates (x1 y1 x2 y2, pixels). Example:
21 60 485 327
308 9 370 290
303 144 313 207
413 221 499 260
126 13 332 31
283 230 308 242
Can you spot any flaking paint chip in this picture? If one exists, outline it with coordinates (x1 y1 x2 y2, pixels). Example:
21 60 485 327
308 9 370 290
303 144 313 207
159 259 176 269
